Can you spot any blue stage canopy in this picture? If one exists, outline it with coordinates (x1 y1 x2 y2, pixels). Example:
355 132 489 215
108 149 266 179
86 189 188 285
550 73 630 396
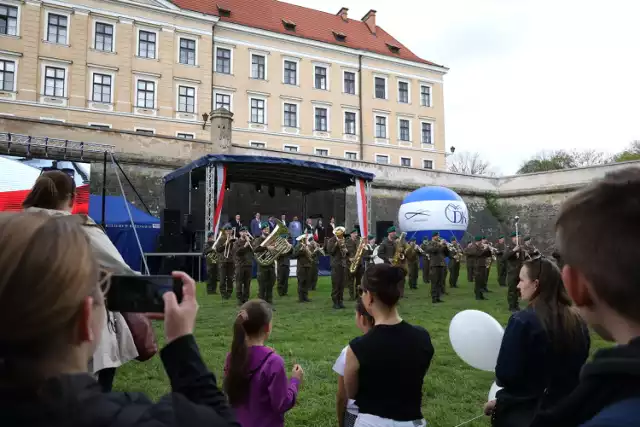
164 154 375 192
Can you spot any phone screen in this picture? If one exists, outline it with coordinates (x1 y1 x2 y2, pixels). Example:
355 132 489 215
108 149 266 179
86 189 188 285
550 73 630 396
106 275 183 313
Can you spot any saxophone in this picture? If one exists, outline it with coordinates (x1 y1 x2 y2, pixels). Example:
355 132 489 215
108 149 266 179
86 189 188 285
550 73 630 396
391 232 407 267
349 239 367 274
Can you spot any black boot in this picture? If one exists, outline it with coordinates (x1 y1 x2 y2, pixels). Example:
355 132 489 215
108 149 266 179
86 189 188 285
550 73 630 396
476 294 486 300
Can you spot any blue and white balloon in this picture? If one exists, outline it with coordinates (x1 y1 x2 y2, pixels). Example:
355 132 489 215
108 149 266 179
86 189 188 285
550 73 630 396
398 186 469 242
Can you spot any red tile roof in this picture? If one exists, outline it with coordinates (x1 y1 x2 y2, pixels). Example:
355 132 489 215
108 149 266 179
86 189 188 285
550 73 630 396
171 0 445 68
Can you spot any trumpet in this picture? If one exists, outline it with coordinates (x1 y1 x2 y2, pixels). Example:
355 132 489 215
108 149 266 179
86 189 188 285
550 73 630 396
337 235 348 258
223 229 236 259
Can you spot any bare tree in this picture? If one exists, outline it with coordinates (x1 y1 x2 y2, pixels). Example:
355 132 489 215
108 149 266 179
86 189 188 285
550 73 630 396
447 151 496 176
568 149 611 167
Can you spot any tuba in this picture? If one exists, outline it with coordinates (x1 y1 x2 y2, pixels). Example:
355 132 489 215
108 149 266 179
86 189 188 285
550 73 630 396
349 239 367 274
391 232 407 267
255 219 292 266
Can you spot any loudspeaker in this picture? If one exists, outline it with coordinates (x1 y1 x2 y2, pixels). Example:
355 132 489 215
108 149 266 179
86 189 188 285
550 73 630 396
161 209 181 236
183 213 193 232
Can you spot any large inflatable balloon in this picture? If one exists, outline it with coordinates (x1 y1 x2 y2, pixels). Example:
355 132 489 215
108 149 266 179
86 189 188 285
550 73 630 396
398 186 469 242
449 310 504 372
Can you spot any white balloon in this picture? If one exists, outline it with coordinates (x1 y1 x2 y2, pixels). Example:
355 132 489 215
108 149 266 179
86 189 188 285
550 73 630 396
449 310 504 372
488 381 503 401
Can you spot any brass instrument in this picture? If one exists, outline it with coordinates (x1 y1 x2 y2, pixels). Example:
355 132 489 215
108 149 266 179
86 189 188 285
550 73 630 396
349 239 367 274
223 229 236 259
299 234 314 260
336 236 348 258
310 238 325 256
206 231 222 264
255 219 292 266
391 232 407 267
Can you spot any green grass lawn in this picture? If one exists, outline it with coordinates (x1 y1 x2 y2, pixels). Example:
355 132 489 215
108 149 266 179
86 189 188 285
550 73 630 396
115 267 608 427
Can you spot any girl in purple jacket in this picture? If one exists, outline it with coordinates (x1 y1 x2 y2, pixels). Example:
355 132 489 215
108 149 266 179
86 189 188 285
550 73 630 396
224 300 304 427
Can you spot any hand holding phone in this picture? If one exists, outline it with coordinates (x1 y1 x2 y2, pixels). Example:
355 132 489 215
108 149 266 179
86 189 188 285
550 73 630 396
106 275 183 313
163 271 199 343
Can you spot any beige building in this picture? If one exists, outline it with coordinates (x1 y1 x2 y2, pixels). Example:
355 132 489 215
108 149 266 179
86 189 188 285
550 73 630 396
0 0 448 169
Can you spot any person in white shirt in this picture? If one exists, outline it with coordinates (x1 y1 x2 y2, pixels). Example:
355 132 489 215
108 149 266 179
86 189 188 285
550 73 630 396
334 297 375 427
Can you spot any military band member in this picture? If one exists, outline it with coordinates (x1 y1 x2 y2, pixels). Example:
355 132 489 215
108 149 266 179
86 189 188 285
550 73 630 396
276 234 292 297
292 235 313 303
215 224 236 300
420 237 431 284
406 237 420 289
465 241 476 283
523 236 540 258
203 231 218 294
480 236 492 293
233 226 253 305
345 229 363 300
448 236 462 288
469 236 491 300
504 231 523 311
327 226 348 309
251 222 279 307
362 234 376 271
426 232 450 303
376 226 397 264
495 235 507 287
309 237 320 291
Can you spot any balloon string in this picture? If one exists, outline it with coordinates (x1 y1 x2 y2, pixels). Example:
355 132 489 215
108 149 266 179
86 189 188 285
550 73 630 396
452 414 484 427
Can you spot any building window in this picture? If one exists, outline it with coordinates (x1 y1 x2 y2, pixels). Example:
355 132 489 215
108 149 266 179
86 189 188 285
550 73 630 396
215 93 231 111
314 66 327 90
284 103 297 128
315 149 329 157
399 119 410 141
421 85 431 107
89 123 111 130
216 48 231 74
0 60 15 91
94 22 113 51
178 86 195 113
284 145 298 153
0 5 18 36
250 141 266 149
375 77 386 99
375 116 387 139
345 151 357 160
284 60 297 85
177 133 194 139
92 73 112 103
344 112 356 135
138 30 156 59
179 38 196 65
44 66 65 97
421 122 433 144
375 155 390 164
136 80 155 108
47 13 68 44
398 81 409 103
314 107 327 131
423 159 434 170
251 54 265 79
135 128 154 135
400 157 412 167
344 71 355 95
250 98 265 124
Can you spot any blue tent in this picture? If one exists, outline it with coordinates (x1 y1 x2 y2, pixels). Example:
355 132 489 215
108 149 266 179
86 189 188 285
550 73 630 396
88 195 160 272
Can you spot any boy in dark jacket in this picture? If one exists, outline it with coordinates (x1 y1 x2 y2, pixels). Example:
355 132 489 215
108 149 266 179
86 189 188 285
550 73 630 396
530 167 640 427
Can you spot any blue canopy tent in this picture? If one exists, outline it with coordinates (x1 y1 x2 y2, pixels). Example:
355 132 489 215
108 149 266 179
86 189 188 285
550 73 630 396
88 195 160 272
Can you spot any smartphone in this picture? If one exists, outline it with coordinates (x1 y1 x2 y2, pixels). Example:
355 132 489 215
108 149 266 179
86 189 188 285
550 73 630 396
106 275 183 313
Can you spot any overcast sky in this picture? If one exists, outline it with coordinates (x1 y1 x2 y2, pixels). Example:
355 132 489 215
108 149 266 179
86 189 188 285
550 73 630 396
288 0 640 175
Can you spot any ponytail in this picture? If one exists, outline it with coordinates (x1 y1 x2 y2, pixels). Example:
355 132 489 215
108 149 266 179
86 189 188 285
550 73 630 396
22 171 75 210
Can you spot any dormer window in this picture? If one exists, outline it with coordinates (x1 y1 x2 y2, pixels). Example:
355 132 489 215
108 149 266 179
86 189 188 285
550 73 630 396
217 5 231 17
282 19 296 31
332 30 347 42
386 43 401 54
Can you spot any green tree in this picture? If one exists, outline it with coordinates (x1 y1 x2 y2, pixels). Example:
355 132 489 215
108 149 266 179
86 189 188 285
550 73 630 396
517 149 610 174
613 140 640 162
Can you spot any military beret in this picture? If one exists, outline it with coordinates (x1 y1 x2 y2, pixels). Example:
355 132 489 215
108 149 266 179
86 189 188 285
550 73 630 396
368 234 375 240
351 228 358 234
260 222 270 229
510 231 517 237
387 226 396 233
423 236 429 241
207 231 215 237
239 226 248 232
450 236 457 241
432 231 440 237
222 224 233 230
410 237 417 241
475 236 482 241
498 235 504 239
482 235 487 240
524 236 531 242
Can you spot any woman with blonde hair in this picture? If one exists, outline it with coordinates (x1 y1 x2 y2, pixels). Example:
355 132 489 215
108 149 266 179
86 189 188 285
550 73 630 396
22 170 138 391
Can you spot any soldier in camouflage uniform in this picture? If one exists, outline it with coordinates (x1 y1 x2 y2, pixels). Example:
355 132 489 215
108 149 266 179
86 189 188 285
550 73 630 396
448 236 462 288
203 231 218 294
406 237 420 289
426 232 450 303
276 234 292 297
292 235 313 303
215 224 235 299
233 226 253 305
251 222 281 307
495 235 507 287
469 236 492 300
465 241 476 283
503 231 523 311
376 226 397 264
345 229 363 300
420 237 431 285
327 226 348 309
362 234 376 271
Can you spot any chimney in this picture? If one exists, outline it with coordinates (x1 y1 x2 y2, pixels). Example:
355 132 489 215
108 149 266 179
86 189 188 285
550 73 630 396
337 7 348 21
362 9 376 34
209 108 234 154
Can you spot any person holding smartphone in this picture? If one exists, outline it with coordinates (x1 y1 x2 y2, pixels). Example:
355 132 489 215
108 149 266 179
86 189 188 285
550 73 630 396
0 212 240 427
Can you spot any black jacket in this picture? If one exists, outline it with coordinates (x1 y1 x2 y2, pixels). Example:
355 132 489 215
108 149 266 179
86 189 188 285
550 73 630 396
1 335 240 427
530 336 640 427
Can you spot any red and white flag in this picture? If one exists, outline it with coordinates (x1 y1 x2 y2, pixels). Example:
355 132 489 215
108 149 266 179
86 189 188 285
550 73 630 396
355 178 368 237
213 164 227 236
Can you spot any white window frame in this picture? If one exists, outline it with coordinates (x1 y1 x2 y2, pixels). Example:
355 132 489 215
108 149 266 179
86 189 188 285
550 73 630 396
88 122 112 129
375 153 391 165
343 109 358 137
400 156 412 167
397 117 413 144
314 148 330 157
312 104 330 133
0 2 21 37
40 60 69 105
177 36 198 66
249 141 267 149
342 68 358 95
136 26 159 60
214 44 234 74
134 127 155 135
0 54 18 94
397 78 411 104
373 74 388 100
420 83 432 107
91 18 116 53
282 56 300 86
89 69 115 104
44 9 70 45
344 151 358 160
313 62 330 91
283 144 299 153
133 74 158 114
175 83 198 115
422 158 434 170
373 112 389 143
282 99 300 130
248 95 267 125
250 51 268 80
40 116 65 123
213 88 233 112
176 131 196 139
420 120 435 146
